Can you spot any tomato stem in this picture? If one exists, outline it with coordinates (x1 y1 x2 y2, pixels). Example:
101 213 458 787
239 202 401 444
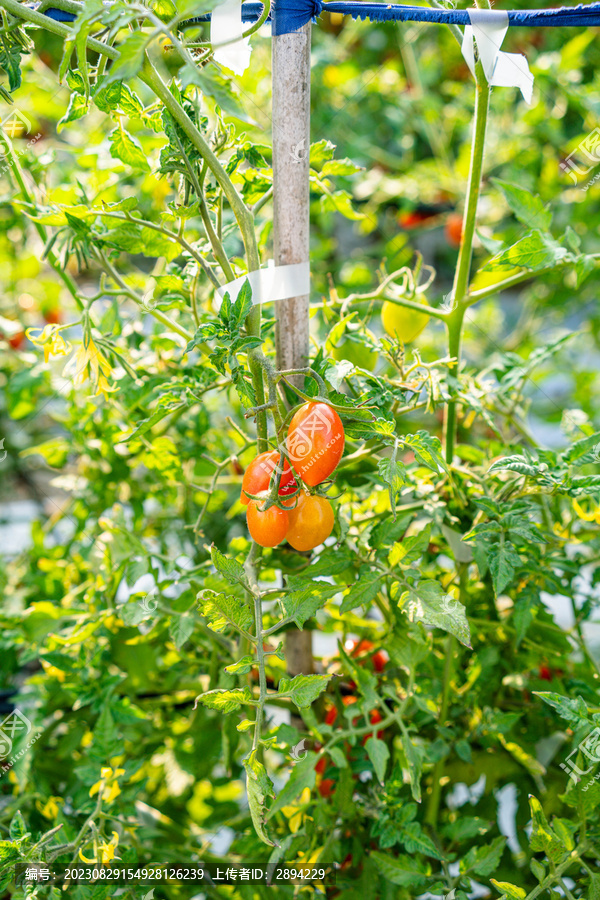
443 57 491 464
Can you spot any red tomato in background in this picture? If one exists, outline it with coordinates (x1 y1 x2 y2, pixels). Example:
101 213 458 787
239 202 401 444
318 778 336 798
286 492 334 552
240 450 296 506
347 638 389 673
246 492 289 547
8 332 25 349
42 307 62 325
286 402 345 487
445 212 463 247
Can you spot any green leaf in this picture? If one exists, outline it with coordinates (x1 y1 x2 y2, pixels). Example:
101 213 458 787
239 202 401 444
534 692 590 728
197 687 256 714
490 881 526 900
278 674 332 709
340 572 384 615
560 431 600 465
104 32 148 85
461 835 506 877
9 812 28 842
491 179 552 232
58 92 89 130
388 524 431 568
401 821 443 859
224 655 255 675
109 127 150 170
528 796 566 863
210 545 249 588
244 750 276 846
402 431 448 474
401 731 423 802
0 45 24 91
117 401 187 443
179 64 247 121
378 457 406 518
267 753 317 818
321 158 364 176
399 581 471 648
198 589 253 635
589 874 600 900
0 841 21 863
370 852 427 887
483 229 568 272
365 736 389 784
282 583 339 628
488 541 521 595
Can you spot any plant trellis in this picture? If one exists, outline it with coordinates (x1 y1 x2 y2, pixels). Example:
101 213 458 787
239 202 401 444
44 0 600 30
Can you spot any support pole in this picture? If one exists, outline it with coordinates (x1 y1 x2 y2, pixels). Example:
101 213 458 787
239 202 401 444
272 21 314 692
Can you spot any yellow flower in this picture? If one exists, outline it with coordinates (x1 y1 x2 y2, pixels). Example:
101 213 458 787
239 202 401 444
79 832 120 865
89 766 126 803
66 338 118 400
36 796 63 820
573 497 600 524
26 324 71 364
280 787 311 834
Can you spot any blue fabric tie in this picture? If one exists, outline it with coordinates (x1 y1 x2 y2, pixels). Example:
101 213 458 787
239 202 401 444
43 1 600 34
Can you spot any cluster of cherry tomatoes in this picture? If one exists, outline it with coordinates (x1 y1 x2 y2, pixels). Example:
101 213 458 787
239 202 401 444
241 401 345 552
316 638 389 798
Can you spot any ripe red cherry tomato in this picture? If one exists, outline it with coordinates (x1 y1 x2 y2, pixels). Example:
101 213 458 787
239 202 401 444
42 306 62 325
286 402 344 487
240 450 296 506
318 778 336 798
538 665 553 682
246 492 289 548
445 212 463 248
286 492 334 552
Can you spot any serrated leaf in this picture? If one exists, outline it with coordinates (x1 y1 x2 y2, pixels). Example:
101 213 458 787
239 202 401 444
365 736 389 784
267 753 316 818
109 127 149 170
278 674 331 708
490 881 526 900
104 32 148 85
401 821 443 859
370 852 427 887
401 731 423 802
244 750 276 846
378 457 406 518
491 179 552 231
462 835 506 877
528 796 566 863
211 545 248 588
534 692 590 727
400 581 471 648
560 431 600 465
282 583 339 628
224 655 254 675
198 589 253 635
340 572 384 615
488 541 521 595
9 812 27 842
484 229 568 272
197 687 256 714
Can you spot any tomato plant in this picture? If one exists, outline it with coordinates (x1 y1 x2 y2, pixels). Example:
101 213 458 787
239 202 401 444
0 2 600 899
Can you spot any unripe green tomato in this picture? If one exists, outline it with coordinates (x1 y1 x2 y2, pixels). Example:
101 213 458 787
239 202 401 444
331 330 378 371
381 299 429 342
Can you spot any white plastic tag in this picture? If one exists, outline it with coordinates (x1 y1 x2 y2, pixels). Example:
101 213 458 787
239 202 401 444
211 0 252 76
217 261 311 306
462 9 534 104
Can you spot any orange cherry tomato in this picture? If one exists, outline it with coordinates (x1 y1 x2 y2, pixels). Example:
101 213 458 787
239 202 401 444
286 402 344 487
286 492 334 552
246 492 289 548
445 212 463 248
315 756 327 775
240 450 297 506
